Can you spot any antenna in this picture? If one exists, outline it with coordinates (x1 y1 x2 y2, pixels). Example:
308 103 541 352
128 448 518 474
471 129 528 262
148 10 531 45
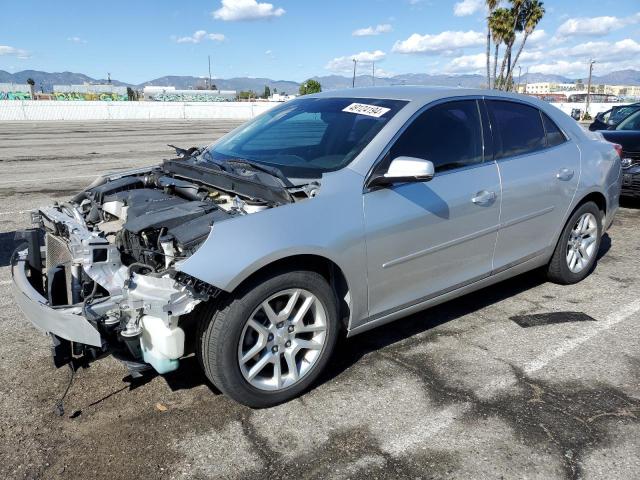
352 59 357 88
208 55 213 90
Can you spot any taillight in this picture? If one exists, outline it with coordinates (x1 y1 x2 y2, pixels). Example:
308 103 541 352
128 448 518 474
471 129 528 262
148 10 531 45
613 144 623 159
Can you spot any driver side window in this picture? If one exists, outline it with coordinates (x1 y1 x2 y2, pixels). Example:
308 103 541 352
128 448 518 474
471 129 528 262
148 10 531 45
387 100 484 173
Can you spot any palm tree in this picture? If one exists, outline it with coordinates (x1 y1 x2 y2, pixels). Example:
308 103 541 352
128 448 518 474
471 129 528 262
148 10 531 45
490 8 514 89
505 0 545 90
497 0 525 90
485 0 499 88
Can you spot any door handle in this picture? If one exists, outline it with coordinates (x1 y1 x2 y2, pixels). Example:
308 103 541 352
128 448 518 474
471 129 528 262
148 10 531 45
472 190 497 206
556 168 575 181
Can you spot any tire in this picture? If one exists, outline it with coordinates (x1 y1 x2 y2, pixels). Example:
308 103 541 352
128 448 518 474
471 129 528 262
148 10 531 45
546 201 602 284
196 270 339 408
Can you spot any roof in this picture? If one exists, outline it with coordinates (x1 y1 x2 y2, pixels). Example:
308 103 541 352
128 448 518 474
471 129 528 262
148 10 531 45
312 85 539 104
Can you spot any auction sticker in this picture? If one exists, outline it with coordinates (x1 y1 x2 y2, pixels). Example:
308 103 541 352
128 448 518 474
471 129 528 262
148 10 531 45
342 103 391 118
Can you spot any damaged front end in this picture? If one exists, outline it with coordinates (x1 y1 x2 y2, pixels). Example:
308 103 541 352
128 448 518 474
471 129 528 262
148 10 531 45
12 159 303 374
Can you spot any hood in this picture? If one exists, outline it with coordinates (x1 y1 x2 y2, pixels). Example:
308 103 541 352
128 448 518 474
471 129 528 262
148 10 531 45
64 158 317 275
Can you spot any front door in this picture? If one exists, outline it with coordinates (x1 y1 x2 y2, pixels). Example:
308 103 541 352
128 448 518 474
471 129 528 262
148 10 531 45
362 99 501 319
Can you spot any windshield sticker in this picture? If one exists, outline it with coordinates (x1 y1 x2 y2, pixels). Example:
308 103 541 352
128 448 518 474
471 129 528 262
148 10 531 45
342 103 391 118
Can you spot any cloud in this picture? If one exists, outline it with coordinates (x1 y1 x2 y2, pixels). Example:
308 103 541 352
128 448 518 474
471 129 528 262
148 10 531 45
521 28 546 45
374 68 395 78
325 50 386 73
392 30 484 55
352 24 393 37
174 30 226 44
556 12 640 38
550 38 640 63
212 0 285 21
444 53 486 73
0 45 30 59
67 36 87 44
453 0 483 17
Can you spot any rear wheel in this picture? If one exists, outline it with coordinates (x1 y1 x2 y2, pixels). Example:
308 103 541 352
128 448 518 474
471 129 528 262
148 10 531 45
197 270 339 407
546 201 602 284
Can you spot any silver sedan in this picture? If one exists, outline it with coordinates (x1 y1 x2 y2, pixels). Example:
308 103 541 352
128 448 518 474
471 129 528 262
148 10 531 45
12 87 622 407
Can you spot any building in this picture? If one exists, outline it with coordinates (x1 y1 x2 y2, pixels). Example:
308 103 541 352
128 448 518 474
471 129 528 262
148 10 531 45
53 84 129 101
0 83 32 100
523 82 575 94
143 86 237 102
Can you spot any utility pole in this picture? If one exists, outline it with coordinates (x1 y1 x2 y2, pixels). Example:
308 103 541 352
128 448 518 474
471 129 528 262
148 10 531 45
517 66 522 93
208 55 213 90
352 59 357 88
585 59 595 120
372 61 375 86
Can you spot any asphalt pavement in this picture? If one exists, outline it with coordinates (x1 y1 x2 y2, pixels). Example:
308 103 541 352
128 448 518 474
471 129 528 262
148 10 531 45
0 120 638 480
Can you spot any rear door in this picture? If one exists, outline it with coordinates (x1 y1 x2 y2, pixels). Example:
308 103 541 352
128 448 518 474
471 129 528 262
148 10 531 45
487 100 580 271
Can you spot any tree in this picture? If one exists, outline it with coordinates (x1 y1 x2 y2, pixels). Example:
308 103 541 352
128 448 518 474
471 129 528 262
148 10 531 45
238 90 257 100
263 85 271 99
504 0 545 90
26 77 35 100
485 0 499 88
496 3 520 90
489 8 512 89
299 79 322 96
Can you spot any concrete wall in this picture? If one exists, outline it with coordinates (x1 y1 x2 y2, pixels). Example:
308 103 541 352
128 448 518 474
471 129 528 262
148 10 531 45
0 100 277 121
0 99 627 122
549 102 627 117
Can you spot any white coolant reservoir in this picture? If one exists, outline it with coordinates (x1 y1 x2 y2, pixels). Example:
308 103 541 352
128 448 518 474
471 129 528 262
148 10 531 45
139 315 185 374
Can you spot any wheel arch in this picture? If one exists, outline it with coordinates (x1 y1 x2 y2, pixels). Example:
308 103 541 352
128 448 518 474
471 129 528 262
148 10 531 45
229 253 353 330
577 191 607 217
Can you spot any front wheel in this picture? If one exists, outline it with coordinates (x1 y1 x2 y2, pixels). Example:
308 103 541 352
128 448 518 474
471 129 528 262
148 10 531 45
197 270 339 408
546 201 602 284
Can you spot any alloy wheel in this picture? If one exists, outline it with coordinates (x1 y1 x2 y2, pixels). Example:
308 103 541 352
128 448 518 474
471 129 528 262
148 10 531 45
566 212 598 273
238 288 328 391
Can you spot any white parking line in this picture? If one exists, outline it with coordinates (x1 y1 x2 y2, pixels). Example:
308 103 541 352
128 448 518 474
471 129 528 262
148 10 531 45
0 174 95 185
523 299 640 374
405 300 640 447
0 210 31 216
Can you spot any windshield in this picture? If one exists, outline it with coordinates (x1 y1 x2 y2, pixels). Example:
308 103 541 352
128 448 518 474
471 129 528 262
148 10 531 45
617 109 640 131
198 97 407 179
611 105 640 124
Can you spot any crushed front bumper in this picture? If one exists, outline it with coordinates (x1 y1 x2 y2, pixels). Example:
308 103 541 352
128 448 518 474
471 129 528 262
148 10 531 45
11 248 103 347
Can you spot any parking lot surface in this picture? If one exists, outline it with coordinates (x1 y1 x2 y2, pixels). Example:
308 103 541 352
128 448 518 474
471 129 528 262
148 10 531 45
0 120 638 480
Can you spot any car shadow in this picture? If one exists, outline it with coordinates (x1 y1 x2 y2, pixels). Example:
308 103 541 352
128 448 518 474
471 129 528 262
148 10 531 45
0 231 21 268
323 234 614 387
620 197 640 209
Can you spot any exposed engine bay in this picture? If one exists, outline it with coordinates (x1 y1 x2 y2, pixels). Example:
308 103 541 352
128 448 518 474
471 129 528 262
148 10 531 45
18 156 317 374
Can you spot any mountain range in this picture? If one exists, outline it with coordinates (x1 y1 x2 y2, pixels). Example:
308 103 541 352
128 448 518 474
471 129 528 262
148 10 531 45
2 69 640 94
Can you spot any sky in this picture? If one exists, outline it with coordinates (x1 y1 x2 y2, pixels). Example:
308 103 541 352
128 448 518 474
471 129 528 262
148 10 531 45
1 0 639 84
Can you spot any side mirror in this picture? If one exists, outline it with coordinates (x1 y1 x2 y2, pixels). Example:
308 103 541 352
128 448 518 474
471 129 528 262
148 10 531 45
368 156 435 188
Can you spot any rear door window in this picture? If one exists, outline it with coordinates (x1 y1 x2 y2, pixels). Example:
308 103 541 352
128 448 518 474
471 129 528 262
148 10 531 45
387 100 484 173
488 100 546 159
541 112 567 147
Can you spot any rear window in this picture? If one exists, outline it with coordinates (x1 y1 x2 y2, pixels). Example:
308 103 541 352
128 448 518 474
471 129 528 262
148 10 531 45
488 100 546 159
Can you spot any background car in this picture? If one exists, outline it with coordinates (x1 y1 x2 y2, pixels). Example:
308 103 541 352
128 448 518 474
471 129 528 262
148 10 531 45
601 109 640 198
590 103 640 131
